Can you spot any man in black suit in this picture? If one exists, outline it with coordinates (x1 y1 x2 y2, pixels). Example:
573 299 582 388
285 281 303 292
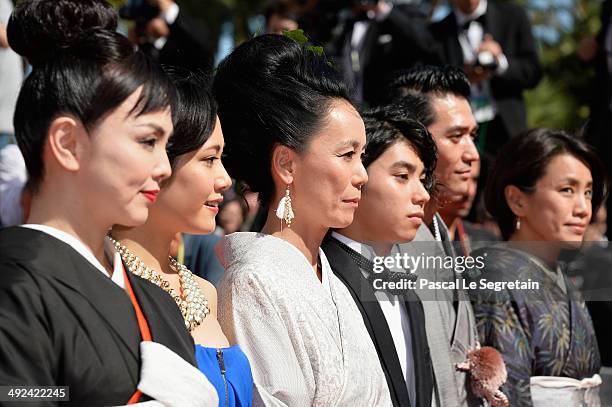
322 104 436 407
329 0 438 107
429 0 542 157
123 0 214 73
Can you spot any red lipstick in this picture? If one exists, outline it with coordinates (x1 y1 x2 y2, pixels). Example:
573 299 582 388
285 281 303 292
141 190 160 203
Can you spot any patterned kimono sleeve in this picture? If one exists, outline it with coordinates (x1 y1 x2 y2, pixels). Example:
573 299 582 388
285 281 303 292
217 267 313 407
473 297 535 407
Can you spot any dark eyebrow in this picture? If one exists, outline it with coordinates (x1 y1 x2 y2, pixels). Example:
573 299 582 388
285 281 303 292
335 139 361 149
204 144 222 153
445 125 471 134
391 160 416 173
135 123 166 135
559 177 593 186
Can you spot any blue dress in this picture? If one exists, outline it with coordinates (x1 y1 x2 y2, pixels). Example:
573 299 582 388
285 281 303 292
195 344 253 407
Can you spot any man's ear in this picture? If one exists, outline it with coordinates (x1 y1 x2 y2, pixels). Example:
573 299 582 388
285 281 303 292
504 185 527 217
46 116 86 172
270 144 297 185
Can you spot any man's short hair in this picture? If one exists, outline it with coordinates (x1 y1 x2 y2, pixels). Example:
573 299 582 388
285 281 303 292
385 65 471 104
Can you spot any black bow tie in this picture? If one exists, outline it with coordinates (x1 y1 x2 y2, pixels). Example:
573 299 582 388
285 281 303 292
329 237 417 295
460 14 486 32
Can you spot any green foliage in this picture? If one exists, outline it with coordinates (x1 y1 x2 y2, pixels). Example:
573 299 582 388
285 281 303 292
524 0 602 130
282 29 325 56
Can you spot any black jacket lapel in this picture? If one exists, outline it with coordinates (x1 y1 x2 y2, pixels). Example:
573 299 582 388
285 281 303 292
445 14 465 67
403 290 434 407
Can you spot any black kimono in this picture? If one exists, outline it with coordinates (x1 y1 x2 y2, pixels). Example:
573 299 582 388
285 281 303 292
0 227 196 406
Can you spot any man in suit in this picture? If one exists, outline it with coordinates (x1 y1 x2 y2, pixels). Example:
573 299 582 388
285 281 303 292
323 104 437 407
387 66 482 406
429 0 542 158
123 0 214 73
329 0 439 107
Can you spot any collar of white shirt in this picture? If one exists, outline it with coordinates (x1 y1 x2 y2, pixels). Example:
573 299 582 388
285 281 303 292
20 224 125 288
330 231 377 262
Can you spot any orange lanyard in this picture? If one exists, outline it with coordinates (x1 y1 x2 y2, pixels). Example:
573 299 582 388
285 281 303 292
122 265 152 404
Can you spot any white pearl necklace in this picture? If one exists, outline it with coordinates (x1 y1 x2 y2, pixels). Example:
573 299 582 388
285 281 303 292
108 236 210 332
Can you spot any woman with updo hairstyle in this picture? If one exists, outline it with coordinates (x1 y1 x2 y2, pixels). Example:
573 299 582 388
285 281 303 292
0 1 216 405
467 129 607 406
214 34 392 406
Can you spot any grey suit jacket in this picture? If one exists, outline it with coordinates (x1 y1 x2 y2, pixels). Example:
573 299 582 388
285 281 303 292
398 215 480 407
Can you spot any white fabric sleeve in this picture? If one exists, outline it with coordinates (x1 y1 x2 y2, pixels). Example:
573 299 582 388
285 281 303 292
137 341 218 407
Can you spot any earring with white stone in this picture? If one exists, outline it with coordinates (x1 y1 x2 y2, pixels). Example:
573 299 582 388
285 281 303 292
516 218 521 231
275 185 295 230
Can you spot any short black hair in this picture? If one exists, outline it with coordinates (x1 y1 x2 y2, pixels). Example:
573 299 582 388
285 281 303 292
8 0 175 192
165 69 217 169
389 93 436 128
485 128 608 240
213 34 352 207
361 104 437 193
385 65 471 104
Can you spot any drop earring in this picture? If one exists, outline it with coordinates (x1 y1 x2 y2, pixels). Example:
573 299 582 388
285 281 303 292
275 185 295 230
516 218 521 231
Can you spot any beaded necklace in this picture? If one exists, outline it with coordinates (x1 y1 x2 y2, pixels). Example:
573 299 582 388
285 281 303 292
108 236 210 332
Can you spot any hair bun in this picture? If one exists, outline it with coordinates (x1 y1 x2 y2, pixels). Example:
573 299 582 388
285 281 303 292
7 0 118 66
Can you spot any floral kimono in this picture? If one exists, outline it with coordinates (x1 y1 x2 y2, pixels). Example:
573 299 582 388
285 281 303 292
467 246 600 407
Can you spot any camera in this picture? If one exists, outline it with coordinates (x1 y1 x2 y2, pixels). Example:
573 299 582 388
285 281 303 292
475 51 499 71
119 0 160 23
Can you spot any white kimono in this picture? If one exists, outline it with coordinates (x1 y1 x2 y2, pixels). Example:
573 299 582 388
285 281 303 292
216 232 392 407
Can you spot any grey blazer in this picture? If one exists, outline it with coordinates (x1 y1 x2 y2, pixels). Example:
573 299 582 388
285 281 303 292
398 214 480 407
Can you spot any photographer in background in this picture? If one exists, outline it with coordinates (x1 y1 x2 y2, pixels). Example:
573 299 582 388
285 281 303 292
122 0 214 73
429 0 542 159
331 0 439 107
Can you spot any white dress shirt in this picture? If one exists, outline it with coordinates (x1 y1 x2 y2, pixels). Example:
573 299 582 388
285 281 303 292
331 231 416 406
454 0 508 75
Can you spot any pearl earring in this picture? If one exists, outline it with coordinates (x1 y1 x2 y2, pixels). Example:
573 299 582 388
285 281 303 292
516 218 521 231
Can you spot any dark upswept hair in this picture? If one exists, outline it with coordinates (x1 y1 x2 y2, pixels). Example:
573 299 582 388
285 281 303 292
361 104 438 193
213 34 352 207
165 69 217 168
485 128 608 240
385 65 471 104
8 0 175 192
